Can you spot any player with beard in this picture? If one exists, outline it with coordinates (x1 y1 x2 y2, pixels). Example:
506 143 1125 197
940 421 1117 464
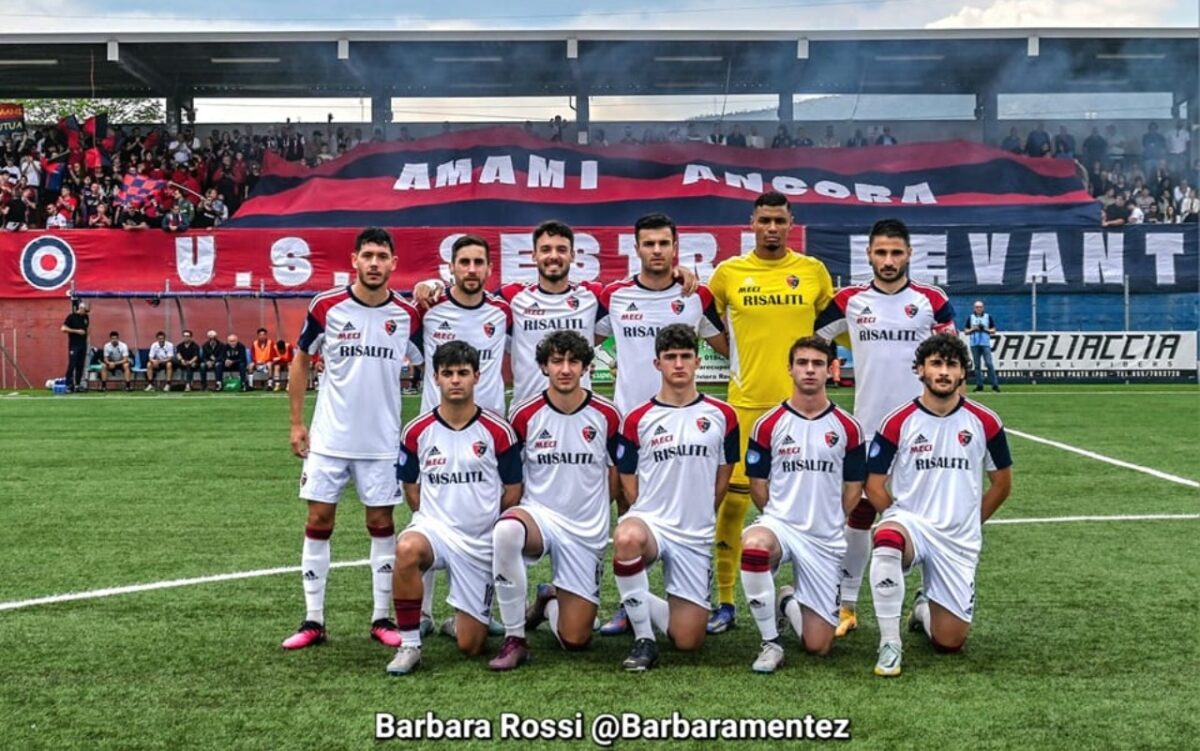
488 331 622 670
866 334 1012 677
282 227 424 651
815 218 956 639
705 192 834 635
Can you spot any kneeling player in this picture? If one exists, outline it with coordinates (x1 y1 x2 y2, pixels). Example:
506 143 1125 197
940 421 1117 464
612 324 739 671
387 342 523 675
488 331 622 670
739 337 865 672
866 333 1012 677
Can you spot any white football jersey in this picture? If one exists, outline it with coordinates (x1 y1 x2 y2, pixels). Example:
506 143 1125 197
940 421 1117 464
499 281 608 405
399 408 522 563
420 293 512 415
745 401 866 551
617 395 740 547
868 398 1012 554
816 281 956 435
298 287 422 459
509 391 622 547
595 279 724 413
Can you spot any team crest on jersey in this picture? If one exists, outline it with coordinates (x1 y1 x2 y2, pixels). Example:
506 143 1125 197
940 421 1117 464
696 417 711 433
472 440 488 457
825 431 839 447
582 426 597 442
785 275 800 289
384 319 398 336
483 322 496 337
671 299 685 315
958 430 973 446
904 304 919 318
565 296 579 311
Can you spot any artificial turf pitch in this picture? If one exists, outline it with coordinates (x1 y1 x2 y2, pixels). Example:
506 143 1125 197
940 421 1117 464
1 384 1197 749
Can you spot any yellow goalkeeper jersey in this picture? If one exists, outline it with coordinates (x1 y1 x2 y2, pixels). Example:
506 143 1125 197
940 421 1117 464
708 248 834 409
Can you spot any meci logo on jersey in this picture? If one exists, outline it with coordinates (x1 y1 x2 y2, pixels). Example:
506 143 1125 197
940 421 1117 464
825 431 839 447
384 319 398 335
670 299 684 315
581 426 597 442
696 417 711 433
785 275 800 289
483 322 496 337
958 430 973 446
472 440 488 457
904 304 919 318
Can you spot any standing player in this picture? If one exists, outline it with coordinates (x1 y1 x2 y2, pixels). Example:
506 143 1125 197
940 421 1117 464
815 218 956 638
387 341 523 675
282 227 423 651
705 191 835 634
420 235 512 415
593 212 727 636
612 324 739 670
596 213 728 413
866 334 1012 677
488 331 622 670
739 337 865 672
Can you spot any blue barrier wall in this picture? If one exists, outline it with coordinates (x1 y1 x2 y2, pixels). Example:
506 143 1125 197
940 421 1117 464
946 293 1199 332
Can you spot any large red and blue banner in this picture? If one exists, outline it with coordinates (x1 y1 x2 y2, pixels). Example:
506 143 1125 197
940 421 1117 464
2 224 1194 299
228 127 1100 228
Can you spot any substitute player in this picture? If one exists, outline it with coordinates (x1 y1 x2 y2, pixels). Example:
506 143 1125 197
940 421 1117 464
706 191 834 633
866 334 1012 677
815 218 956 638
613 324 739 670
740 336 865 672
282 227 423 650
593 212 727 636
387 341 523 675
488 331 622 670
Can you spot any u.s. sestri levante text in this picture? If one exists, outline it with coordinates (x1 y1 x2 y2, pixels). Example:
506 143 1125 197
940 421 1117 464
391 153 936 205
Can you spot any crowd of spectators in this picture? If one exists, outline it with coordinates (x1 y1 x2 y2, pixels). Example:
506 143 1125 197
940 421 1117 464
999 120 1197 225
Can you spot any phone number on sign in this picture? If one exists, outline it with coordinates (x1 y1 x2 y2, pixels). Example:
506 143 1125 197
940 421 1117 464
375 711 852 744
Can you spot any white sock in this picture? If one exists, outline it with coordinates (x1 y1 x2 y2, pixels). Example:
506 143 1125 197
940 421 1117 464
615 558 654 641
841 527 871 610
421 570 435 620
399 629 421 649
491 518 529 639
545 598 562 645
301 534 331 624
871 546 905 646
781 596 804 639
369 531 395 622
648 593 670 636
913 599 931 638
740 567 779 641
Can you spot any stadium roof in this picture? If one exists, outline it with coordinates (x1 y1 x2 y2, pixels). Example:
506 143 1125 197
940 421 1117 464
0 29 1195 102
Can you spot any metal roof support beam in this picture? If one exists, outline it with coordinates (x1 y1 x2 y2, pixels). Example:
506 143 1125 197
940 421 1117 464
113 44 175 97
371 93 392 134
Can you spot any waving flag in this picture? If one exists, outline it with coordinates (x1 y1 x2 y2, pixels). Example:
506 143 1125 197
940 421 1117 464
116 173 165 206
56 115 81 151
228 126 1099 229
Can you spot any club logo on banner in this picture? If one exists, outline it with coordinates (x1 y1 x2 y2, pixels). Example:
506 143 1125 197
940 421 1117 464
20 236 76 291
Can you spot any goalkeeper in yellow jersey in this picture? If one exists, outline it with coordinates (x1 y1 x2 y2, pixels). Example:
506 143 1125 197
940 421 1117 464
704 191 834 634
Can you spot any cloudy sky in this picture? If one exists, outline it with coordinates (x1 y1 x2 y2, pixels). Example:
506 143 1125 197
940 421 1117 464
2 1 1194 123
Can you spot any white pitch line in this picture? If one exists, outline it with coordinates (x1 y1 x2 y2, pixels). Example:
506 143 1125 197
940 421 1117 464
0 558 367 613
987 513 1199 525
1008 428 1200 489
2 514 1200 613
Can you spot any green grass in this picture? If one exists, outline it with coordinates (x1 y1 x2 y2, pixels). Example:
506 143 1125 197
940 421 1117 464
1 384 1198 749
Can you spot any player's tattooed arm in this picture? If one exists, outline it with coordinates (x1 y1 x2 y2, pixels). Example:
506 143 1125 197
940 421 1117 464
865 474 893 514
500 483 523 511
403 483 421 513
842 480 865 516
748 477 769 512
980 467 1013 522
714 464 734 511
